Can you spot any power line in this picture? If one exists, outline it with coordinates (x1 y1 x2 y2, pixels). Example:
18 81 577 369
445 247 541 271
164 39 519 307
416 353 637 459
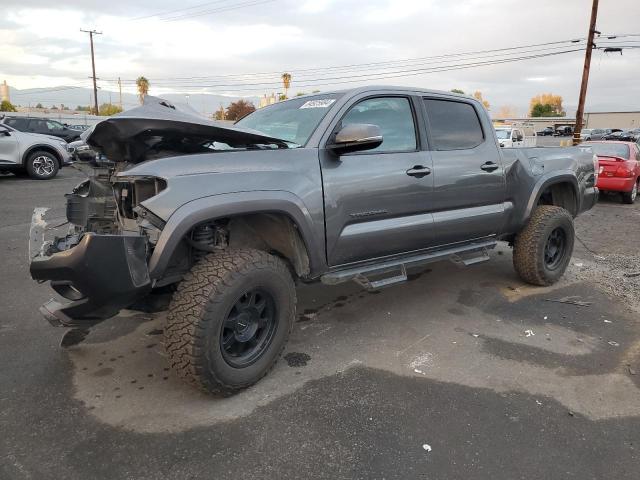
108 37 589 83
130 0 235 20
115 44 589 87
162 0 276 21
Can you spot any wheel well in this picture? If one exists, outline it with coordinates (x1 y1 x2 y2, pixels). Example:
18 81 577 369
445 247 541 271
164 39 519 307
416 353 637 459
537 182 577 216
185 213 311 278
22 145 62 168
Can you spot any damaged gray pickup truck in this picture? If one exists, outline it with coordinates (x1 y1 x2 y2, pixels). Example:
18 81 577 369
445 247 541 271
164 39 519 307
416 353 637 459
29 87 598 394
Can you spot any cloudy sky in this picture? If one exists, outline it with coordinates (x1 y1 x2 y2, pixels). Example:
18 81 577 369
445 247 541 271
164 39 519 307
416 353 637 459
1 0 639 115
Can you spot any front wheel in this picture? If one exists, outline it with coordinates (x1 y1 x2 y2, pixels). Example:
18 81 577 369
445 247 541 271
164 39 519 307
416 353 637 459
165 249 296 395
513 206 575 286
622 181 638 204
25 150 59 179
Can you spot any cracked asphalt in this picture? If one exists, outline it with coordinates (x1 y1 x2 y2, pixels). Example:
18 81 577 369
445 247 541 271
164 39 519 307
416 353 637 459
1 168 639 479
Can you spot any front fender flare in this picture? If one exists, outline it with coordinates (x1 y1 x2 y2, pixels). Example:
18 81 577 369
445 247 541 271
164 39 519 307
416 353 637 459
147 190 324 280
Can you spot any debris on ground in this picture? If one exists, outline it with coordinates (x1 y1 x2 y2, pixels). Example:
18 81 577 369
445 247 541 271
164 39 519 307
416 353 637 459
629 366 637 376
571 254 640 312
422 444 432 452
604 319 612 324
545 297 592 307
607 341 620 347
414 369 425 375
525 329 535 337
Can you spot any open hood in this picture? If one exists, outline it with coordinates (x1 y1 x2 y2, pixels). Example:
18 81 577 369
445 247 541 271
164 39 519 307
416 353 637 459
86 96 289 163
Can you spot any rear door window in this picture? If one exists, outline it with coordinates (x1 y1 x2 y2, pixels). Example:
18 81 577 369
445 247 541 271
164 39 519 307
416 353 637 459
423 99 484 150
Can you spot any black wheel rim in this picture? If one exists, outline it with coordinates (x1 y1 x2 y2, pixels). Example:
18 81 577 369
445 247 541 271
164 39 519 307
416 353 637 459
220 288 277 368
544 227 567 270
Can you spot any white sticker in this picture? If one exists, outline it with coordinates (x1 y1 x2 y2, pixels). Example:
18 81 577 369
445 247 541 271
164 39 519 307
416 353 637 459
300 99 336 109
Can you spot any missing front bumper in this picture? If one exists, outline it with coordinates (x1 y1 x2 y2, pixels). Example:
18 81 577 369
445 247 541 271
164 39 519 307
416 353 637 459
30 233 151 327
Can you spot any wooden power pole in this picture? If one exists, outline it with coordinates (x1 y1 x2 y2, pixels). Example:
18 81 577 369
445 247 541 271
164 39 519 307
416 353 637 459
118 77 123 109
573 0 599 145
81 29 102 115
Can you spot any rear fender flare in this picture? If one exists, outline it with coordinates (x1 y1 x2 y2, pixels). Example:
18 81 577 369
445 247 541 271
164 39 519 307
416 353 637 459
148 191 324 279
523 171 579 224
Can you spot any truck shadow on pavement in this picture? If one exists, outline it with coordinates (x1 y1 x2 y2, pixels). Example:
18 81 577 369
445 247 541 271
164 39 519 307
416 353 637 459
65 246 640 434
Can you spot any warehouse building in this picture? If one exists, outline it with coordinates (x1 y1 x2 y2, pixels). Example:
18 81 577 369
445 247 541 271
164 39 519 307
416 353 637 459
583 111 640 129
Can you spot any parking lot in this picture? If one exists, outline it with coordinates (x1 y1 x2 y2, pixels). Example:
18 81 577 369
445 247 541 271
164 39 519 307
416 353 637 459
1 168 639 479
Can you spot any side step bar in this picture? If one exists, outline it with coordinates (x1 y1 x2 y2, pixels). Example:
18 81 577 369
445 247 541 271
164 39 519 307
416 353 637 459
321 240 497 289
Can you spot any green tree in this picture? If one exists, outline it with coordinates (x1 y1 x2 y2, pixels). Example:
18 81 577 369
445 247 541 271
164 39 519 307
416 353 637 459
76 105 90 111
35 102 43 109
0 100 17 112
451 88 465 94
530 103 566 117
214 104 226 121
225 100 256 121
98 103 123 116
136 76 150 105
295 92 306 97
50 105 58 110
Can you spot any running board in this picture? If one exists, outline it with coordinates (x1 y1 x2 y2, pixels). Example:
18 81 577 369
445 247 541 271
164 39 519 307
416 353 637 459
321 240 497 289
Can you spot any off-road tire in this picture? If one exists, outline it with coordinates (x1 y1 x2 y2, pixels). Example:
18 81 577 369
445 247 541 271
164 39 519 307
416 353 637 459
513 205 575 286
165 248 296 395
621 181 638 204
25 150 59 180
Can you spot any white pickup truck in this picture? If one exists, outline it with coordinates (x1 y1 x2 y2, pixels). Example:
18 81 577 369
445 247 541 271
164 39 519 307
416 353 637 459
495 125 537 148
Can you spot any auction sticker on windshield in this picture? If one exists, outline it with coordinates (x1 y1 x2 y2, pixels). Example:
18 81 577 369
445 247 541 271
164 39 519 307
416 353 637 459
300 99 336 109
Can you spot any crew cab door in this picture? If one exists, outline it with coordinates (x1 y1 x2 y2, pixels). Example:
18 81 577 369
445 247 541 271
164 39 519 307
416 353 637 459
320 95 435 266
422 97 507 246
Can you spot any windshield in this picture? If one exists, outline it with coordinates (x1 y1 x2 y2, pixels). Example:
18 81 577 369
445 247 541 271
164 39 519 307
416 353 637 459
583 142 630 159
236 94 343 146
495 129 511 139
581 129 593 135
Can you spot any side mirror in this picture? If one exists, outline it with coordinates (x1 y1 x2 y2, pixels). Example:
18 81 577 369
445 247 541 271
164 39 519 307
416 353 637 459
327 123 383 154
0 127 10 136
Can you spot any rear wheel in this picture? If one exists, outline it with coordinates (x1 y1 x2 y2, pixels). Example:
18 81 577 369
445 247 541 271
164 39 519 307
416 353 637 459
165 248 296 395
25 150 59 179
513 206 575 286
622 181 637 204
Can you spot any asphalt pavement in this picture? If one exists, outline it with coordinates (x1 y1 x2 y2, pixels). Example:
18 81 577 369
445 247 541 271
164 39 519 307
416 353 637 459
1 167 639 479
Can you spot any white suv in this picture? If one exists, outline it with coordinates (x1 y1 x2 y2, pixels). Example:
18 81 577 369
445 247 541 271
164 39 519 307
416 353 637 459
0 124 72 179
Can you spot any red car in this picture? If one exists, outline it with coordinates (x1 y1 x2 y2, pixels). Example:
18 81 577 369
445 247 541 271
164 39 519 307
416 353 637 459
582 141 640 204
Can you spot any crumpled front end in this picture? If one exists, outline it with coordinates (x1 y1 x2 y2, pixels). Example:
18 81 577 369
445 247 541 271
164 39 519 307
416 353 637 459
27 157 162 328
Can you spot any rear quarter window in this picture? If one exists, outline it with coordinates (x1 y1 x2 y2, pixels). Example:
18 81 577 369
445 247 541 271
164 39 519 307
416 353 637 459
423 99 484 150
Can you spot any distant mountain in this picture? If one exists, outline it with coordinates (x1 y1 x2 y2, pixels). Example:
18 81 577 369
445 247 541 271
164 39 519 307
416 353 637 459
7 85 261 116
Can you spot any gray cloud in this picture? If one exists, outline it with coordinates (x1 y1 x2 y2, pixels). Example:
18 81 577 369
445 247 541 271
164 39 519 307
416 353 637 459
2 0 639 115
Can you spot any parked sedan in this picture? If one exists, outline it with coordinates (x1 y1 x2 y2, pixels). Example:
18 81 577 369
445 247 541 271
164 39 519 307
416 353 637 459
0 117 81 142
583 141 640 203
537 126 554 136
604 130 640 142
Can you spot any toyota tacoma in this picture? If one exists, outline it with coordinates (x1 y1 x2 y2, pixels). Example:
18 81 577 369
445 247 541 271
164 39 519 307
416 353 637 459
29 88 598 394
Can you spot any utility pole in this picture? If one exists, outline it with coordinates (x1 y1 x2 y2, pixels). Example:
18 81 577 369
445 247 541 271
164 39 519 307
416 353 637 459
118 77 123 109
80 29 102 116
573 0 599 145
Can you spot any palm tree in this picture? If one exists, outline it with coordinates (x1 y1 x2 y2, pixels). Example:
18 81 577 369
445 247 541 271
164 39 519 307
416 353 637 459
281 73 291 100
136 76 149 105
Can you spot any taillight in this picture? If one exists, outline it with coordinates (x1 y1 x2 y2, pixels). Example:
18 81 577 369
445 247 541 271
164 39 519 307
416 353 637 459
593 154 599 182
615 165 634 177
